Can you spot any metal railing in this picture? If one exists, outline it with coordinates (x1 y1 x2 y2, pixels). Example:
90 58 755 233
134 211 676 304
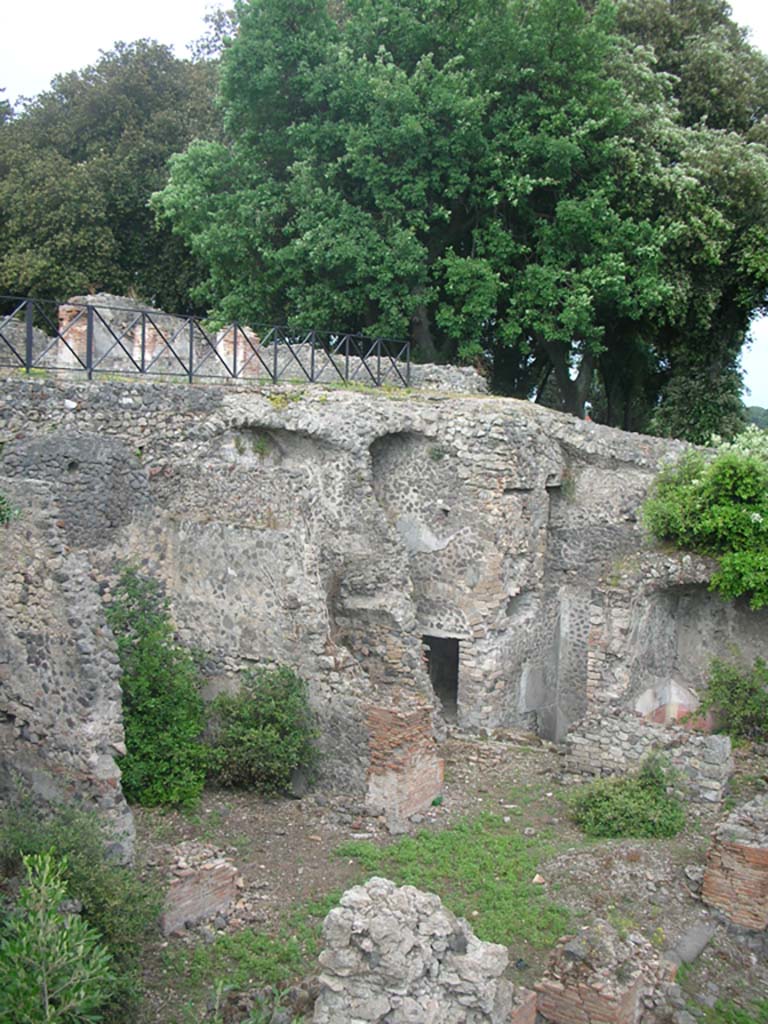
0 297 411 387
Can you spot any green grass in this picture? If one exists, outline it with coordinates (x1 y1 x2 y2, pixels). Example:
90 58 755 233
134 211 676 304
701 1001 768 1024
161 891 342 1021
336 812 570 947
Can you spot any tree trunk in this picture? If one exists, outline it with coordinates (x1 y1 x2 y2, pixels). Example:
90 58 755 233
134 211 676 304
410 303 438 363
540 337 595 418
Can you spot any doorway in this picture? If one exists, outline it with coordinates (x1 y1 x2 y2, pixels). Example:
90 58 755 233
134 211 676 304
423 635 459 719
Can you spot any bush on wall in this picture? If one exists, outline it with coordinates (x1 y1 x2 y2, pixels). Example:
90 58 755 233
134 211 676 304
698 656 768 743
207 665 319 795
105 567 207 808
643 426 768 608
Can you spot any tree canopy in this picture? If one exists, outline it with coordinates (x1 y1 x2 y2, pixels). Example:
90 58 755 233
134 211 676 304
0 41 219 311
154 0 768 431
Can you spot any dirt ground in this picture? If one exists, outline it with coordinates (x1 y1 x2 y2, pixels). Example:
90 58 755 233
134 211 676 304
133 731 768 1023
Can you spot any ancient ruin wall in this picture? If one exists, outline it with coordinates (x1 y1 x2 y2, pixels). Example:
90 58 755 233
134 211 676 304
1 375 767 839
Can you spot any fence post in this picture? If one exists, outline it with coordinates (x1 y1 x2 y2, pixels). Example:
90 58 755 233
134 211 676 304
345 336 350 382
377 340 381 386
406 342 411 387
310 330 316 382
188 320 194 383
233 324 238 379
273 331 279 383
25 299 34 373
86 304 94 380
140 313 146 373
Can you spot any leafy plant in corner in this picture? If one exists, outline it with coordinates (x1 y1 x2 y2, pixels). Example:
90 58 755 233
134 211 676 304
0 798 162 1023
568 755 686 839
207 666 318 795
105 567 207 807
0 852 115 1024
697 657 768 743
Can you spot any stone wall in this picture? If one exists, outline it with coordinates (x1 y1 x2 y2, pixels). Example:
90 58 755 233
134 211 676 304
561 712 733 803
1 374 766 837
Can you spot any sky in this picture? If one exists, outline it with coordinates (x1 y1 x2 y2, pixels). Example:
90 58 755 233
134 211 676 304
1 0 768 406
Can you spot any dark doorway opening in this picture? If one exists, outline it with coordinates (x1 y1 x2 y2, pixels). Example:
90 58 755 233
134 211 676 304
423 635 459 719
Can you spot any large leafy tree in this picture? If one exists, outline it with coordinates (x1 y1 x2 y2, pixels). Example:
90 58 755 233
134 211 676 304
0 41 219 311
155 0 768 432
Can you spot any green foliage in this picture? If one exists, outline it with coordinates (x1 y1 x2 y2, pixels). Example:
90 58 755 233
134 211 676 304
337 813 570 947
153 0 768 429
0 41 219 310
701 1000 768 1024
568 756 686 839
0 491 18 526
698 657 768 742
0 852 115 1024
643 439 768 608
105 567 207 807
207 666 318 795
0 800 162 1021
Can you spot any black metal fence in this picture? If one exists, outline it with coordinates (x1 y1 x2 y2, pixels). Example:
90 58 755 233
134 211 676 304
0 297 411 387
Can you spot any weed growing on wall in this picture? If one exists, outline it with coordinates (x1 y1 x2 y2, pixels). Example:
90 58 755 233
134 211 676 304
568 756 685 839
207 666 318 795
0 852 115 1024
0 799 162 1023
698 657 768 742
0 491 18 526
643 431 768 607
105 567 207 807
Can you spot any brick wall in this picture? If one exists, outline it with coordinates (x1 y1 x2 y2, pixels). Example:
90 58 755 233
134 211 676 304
702 795 768 930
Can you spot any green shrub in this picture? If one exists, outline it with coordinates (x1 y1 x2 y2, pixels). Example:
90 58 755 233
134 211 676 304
0 800 162 1022
208 666 318 795
643 438 768 608
0 852 115 1024
0 491 18 526
702 999 768 1024
698 657 768 742
569 756 686 839
105 567 207 807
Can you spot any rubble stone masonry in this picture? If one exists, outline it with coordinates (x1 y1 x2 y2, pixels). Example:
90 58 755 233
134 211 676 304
1 373 766 843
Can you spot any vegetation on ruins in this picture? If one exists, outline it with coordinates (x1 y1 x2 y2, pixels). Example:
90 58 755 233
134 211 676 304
568 755 686 839
0 852 115 1024
698 656 768 743
0 801 160 1023
0 491 17 526
208 665 319 795
105 567 208 808
643 426 768 608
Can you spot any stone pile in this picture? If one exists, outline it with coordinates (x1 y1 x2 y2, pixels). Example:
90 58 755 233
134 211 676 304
702 794 768 930
312 876 536 1024
160 841 241 936
562 712 733 802
535 921 667 1024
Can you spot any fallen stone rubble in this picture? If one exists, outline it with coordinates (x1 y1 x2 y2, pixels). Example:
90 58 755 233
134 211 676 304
312 876 537 1024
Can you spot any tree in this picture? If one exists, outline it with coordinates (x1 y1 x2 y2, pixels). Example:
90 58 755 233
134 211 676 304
0 41 219 311
155 0 768 430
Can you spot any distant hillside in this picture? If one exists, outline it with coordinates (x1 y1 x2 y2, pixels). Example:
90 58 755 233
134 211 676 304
746 406 768 429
